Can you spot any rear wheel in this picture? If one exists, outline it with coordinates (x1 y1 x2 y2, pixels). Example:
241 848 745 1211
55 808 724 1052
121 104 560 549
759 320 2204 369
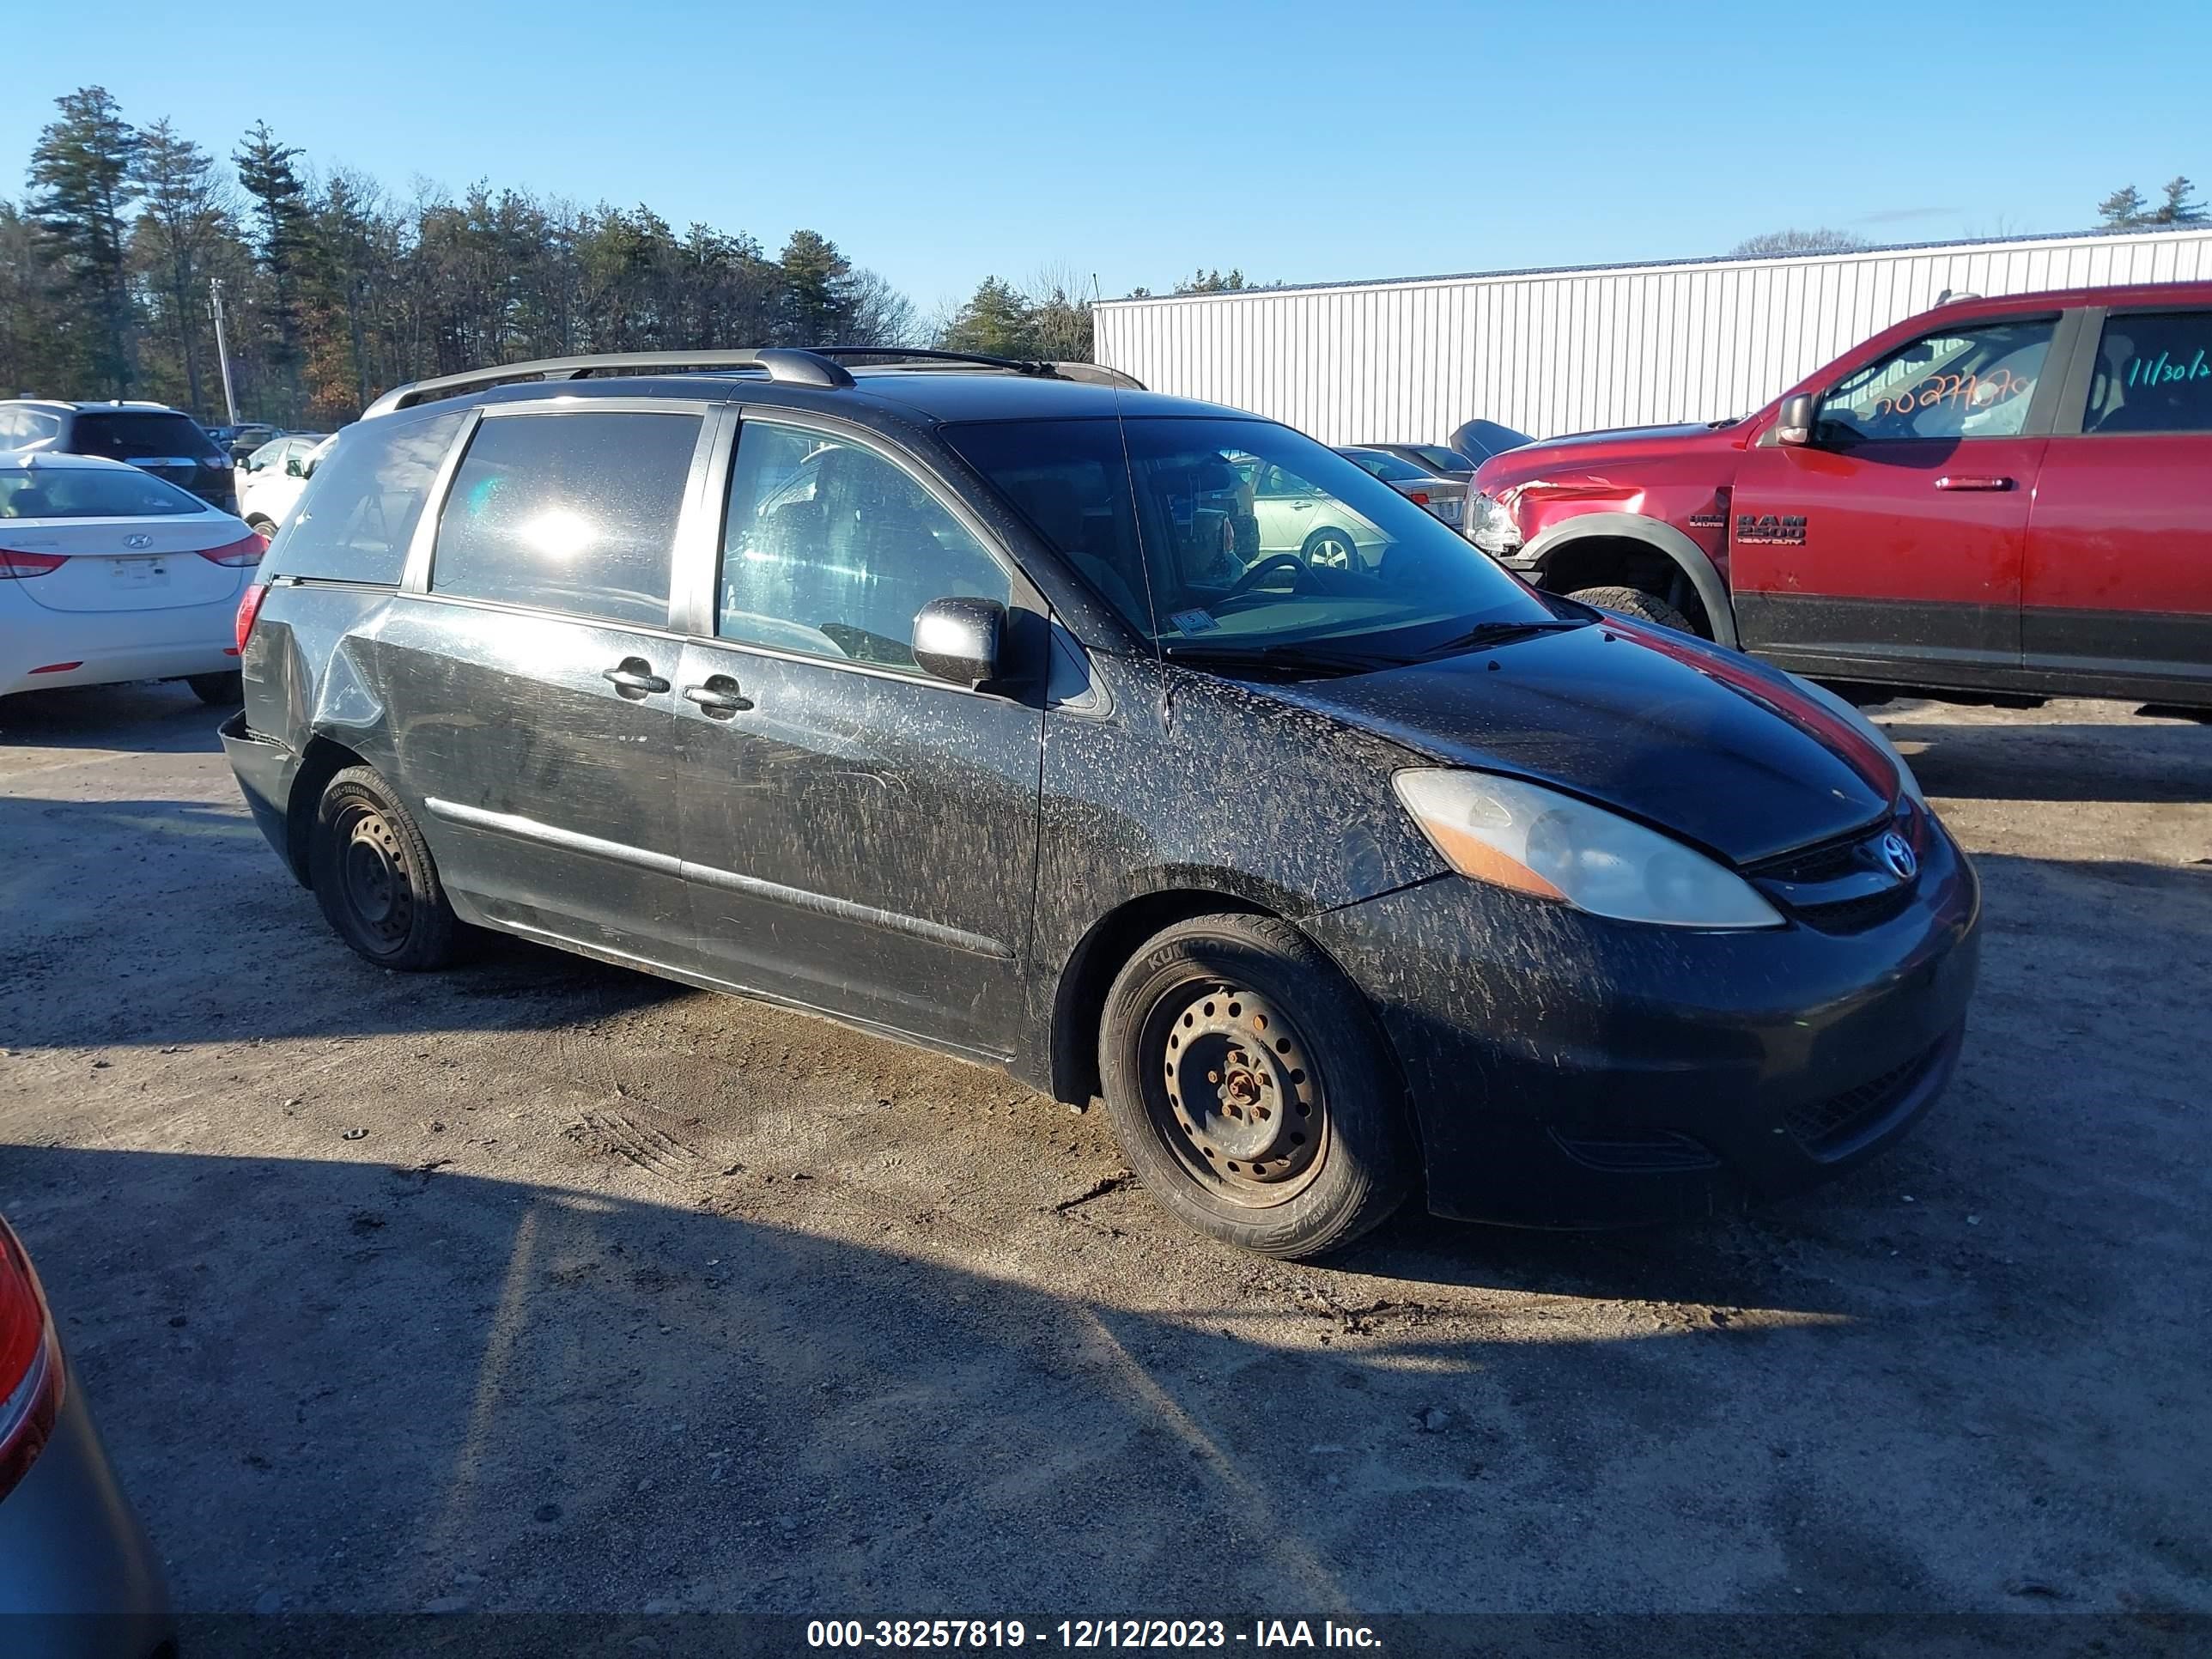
308 766 458 970
1098 913 1411 1259
1565 584 1694 634
186 672 243 705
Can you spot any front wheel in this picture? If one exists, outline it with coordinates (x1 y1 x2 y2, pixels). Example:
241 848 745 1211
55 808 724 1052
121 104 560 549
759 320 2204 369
1098 913 1411 1259
186 672 243 705
1565 584 1697 635
1300 526 1360 571
308 765 459 970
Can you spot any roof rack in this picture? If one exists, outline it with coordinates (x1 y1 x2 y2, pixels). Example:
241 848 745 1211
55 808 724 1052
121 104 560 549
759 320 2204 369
804 346 1145 389
361 349 851 417
362 345 1143 417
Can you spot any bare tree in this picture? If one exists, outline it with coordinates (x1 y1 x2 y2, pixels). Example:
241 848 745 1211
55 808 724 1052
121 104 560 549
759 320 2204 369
1727 228 1870 258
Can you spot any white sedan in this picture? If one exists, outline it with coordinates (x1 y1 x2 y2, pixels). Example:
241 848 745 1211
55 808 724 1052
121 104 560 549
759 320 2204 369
1 449 266 703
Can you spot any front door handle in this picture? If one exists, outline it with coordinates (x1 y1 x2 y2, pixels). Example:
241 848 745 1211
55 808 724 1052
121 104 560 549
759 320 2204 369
1934 475 2014 491
682 674 752 718
602 658 670 697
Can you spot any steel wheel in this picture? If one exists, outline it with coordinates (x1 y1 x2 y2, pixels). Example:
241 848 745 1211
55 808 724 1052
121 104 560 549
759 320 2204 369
335 801 416 952
1143 977 1332 1207
309 765 459 971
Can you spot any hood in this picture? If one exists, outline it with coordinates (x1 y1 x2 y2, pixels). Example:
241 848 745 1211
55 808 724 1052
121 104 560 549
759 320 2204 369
1285 621 1894 866
1473 415 1754 493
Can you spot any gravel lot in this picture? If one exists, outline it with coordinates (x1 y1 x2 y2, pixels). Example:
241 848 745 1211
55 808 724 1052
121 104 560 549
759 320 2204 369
1 682 2207 1624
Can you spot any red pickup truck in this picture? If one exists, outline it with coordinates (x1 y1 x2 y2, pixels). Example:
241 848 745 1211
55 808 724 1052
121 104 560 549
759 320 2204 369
1466 282 2212 708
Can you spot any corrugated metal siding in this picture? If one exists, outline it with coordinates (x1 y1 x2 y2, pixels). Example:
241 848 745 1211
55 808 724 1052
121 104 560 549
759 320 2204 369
1095 229 2212 444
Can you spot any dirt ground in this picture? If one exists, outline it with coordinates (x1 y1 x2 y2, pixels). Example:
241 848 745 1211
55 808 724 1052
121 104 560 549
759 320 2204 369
1 682 2207 1622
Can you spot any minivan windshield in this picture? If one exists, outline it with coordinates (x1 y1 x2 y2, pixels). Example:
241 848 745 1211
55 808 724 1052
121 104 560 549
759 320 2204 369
946 416 1564 670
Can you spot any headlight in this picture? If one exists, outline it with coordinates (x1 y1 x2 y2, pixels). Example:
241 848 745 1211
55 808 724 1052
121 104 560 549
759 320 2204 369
1466 490 1522 556
1394 769 1784 929
1785 674 1927 807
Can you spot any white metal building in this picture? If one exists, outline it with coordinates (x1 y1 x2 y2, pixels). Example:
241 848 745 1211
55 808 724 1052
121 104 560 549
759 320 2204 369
1093 228 2212 446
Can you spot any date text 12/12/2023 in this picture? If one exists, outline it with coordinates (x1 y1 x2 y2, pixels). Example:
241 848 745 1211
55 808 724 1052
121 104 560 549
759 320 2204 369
805 1619 1385 1649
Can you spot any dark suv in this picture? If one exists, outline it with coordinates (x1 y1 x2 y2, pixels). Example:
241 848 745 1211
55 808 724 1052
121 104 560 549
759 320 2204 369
0 399 238 514
221 347 1980 1259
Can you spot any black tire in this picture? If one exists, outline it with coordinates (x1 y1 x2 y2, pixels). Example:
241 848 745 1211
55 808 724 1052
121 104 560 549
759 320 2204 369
1098 913 1411 1259
1565 584 1697 635
246 516 278 539
308 765 459 970
186 672 243 705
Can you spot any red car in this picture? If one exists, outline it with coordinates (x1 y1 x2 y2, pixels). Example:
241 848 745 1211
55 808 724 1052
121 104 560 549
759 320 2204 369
1466 282 2212 708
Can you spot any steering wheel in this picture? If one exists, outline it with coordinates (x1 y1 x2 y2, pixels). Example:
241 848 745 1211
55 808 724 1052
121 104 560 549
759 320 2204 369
1224 553 1314 598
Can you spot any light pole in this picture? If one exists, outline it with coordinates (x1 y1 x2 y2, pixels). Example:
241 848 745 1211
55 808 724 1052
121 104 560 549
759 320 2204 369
209 277 240 425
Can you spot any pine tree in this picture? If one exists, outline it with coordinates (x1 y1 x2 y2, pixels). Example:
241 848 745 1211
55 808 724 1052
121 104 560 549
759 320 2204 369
234 120 311 417
131 118 231 415
27 86 142 396
776 229 854 344
2097 185 2149 228
940 276 1036 357
2154 177 2206 226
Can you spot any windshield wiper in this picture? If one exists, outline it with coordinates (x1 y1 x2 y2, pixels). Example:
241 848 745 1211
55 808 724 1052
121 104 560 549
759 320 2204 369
1158 640 1409 680
1424 617 1588 657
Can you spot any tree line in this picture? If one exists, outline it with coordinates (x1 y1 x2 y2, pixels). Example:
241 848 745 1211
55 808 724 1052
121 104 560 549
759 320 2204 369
2 86 953 429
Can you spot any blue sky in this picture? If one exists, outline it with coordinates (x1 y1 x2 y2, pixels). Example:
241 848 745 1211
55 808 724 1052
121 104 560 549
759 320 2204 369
8 0 2206 312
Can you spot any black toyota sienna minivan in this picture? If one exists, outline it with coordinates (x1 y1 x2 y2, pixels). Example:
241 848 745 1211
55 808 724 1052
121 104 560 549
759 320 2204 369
221 348 1980 1259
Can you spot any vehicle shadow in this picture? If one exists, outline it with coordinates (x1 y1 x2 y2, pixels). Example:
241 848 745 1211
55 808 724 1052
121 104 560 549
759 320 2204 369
0 681 229 757
0 788 687 1049
9 1140 2200 1628
1882 715 2212 805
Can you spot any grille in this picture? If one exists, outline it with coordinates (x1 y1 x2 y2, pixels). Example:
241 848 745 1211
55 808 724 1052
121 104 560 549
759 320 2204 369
1550 1127 1721 1174
1749 828 1871 885
1784 1041 1942 1156
1792 884 1916 933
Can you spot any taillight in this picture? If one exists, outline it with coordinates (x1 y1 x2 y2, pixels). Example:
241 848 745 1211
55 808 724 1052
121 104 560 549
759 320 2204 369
197 533 267 568
234 581 268 655
0 1222 62 1503
0 549 67 579
1409 491 1431 507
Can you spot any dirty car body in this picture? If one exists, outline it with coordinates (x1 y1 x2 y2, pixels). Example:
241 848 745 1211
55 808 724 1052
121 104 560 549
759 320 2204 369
222 349 1979 1253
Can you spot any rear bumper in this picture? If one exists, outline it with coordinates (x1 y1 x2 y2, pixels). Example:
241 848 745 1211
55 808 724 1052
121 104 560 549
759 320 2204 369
3 641 240 698
1307 819 1982 1227
0 1374 174 1656
218 710 305 883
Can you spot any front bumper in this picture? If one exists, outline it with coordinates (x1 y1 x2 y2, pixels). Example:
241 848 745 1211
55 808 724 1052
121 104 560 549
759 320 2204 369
0 1370 174 1656
218 710 306 883
1307 820 1982 1227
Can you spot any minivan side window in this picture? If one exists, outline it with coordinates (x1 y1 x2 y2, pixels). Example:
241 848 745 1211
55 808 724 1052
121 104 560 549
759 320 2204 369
431 410 702 629
1816 317 2057 443
2084 312 2212 434
263 408 465 586
716 422 1011 672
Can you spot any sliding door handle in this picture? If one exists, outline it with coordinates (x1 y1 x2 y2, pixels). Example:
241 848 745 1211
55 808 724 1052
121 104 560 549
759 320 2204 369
682 675 752 718
602 658 670 697
1934 475 2014 491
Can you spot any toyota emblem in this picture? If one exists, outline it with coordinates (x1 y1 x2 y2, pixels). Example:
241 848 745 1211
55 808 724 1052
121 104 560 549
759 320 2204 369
123 533 153 549
1879 831 1917 881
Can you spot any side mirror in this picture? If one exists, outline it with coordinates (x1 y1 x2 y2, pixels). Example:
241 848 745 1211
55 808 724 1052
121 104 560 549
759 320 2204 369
913 596 1006 689
300 455 319 480
284 456 304 477
1775 392 1817 447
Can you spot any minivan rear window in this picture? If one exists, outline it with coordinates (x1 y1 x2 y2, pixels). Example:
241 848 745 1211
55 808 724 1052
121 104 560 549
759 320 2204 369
430 410 701 628
263 409 465 586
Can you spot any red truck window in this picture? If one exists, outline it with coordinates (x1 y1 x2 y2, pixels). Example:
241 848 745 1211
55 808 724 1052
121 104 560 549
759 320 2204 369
2084 312 2212 434
1817 319 2057 444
